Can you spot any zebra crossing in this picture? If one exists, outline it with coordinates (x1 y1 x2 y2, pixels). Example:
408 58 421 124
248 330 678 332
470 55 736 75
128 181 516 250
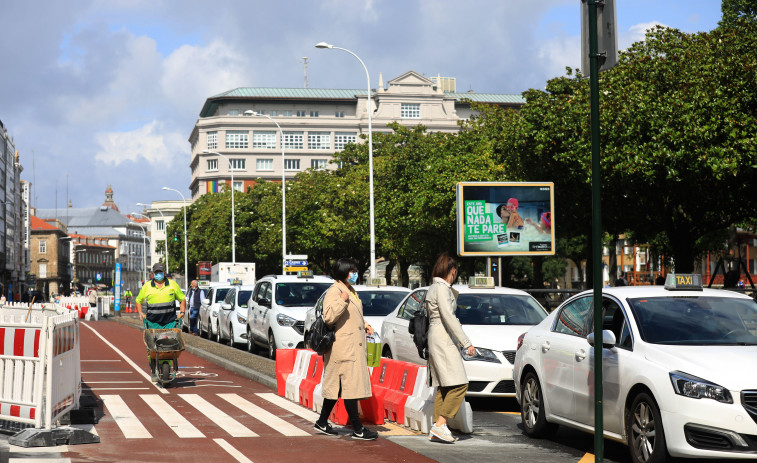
100 392 319 440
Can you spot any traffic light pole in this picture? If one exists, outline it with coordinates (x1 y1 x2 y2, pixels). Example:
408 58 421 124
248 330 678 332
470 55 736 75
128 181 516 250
588 1 604 461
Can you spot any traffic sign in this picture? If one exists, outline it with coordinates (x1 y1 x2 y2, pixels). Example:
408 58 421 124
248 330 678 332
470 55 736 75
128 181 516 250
285 254 308 260
285 266 308 272
285 260 308 267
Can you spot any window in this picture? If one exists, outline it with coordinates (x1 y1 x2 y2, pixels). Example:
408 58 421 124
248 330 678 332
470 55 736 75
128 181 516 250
554 296 593 337
311 159 328 170
334 132 357 150
253 131 276 149
230 159 245 170
39 240 46 253
269 110 279 117
233 181 243 192
308 132 331 150
39 263 47 279
296 110 306 117
398 291 427 320
401 103 420 118
283 132 304 149
207 131 218 150
282 110 293 117
335 111 345 118
310 111 319 117
284 159 300 171
207 159 218 171
225 131 248 149
228 109 239 116
256 159 273 171
156 220 164 231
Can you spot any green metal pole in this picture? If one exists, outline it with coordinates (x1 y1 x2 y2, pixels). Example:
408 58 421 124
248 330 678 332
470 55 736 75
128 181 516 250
588 1 604 462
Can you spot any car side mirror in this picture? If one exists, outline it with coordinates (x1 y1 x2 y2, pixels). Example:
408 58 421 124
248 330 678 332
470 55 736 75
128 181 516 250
587 330 617 350
202 298 210 305
259 298 271 308
221 303 233 311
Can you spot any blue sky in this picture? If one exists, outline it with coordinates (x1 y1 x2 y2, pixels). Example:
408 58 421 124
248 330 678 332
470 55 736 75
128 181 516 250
0 0 723 214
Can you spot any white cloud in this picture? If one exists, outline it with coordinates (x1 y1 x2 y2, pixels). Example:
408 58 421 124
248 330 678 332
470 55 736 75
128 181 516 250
537 34 582 80
94 121 185 166
621 21 667 50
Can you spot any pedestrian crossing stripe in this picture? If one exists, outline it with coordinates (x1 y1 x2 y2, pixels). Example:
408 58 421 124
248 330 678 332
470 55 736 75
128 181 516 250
179 394 258 437
219 393 310 437
101 395 151 439
141 394 204 438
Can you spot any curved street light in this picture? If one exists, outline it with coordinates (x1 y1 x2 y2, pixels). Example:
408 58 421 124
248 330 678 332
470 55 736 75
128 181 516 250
136 203 169 273
315 42 376 280
162 187 188 288
202 150 236 264
245 110 287 274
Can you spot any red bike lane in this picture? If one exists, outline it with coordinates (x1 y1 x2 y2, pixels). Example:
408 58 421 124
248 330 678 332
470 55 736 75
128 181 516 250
68 320 436 463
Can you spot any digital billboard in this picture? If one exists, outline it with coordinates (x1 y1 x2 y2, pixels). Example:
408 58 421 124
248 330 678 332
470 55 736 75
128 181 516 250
456 182 555 256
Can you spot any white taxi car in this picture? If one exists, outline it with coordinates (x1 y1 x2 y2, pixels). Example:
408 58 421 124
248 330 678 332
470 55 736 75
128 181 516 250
219 284 255 347
198 284 233 340
303 284 411 348
514 274 757 463
380 278 548 397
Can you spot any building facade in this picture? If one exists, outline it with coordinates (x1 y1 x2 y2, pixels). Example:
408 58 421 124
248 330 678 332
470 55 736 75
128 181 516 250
135 200 184 276
30 216 70 298
188 71 525 199
70 233 116 292
0 119 26 300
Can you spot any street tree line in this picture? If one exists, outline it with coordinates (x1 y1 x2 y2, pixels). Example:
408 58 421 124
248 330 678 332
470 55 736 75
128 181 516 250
163 15 756 287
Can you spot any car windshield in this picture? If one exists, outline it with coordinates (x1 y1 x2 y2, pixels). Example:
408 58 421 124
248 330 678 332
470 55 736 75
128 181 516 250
358 291 409 316
215 288 230 301
276 283 332 307
455 294 547 325
238 290 253 308
628 296 757 345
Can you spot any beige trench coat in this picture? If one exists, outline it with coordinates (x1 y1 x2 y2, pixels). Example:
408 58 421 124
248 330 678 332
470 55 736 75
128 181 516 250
426 277 472 387
320 281 373 400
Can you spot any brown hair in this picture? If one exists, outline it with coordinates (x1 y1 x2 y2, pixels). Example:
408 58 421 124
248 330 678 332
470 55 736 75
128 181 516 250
431 252 457 279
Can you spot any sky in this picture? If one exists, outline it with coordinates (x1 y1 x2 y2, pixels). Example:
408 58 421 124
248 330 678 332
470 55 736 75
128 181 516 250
0 0 722 215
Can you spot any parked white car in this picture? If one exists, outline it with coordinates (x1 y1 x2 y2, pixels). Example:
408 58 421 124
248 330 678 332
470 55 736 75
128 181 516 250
303 284 411 348
219 285 255 347
198 284 233 340
246 273 333 359
380 279 548 397
514 274 757 463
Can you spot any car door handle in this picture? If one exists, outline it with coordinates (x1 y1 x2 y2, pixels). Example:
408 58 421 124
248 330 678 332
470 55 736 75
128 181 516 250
541 341 550 353
575 349 587 361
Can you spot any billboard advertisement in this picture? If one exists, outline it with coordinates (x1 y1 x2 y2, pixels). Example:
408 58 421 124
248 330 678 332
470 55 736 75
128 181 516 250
456 182 555 256
197 261 212 281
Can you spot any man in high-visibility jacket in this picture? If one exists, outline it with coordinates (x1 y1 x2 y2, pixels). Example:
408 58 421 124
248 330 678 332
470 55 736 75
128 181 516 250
136 262 186 329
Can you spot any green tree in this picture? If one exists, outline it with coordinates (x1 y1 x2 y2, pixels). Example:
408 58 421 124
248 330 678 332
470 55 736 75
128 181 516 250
720 0 757 27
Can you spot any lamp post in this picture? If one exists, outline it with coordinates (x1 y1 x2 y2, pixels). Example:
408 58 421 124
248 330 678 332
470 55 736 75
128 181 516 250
202 150 236 264
129 215 149 284
244 110 286 273
162 187 188 288
315 42 376 280
136 203 169 273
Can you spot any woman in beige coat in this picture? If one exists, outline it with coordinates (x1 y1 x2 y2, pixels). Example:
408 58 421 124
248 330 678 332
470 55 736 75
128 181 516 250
426 252 475 443
313 258 378 440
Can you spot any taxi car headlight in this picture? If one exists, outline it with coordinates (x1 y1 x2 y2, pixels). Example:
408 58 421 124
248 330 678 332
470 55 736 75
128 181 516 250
276 313 297 327
236 314 247 324
461 347 501 363
670 371 733 404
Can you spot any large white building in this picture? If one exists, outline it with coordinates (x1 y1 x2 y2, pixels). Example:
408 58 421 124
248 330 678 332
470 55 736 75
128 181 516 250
188 71 524 199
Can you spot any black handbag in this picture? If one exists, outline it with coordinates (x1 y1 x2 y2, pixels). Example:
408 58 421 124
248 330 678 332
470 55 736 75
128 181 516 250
309 304 335 355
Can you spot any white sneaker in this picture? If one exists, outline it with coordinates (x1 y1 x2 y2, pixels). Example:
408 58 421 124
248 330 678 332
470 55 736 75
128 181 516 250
429 424 455 443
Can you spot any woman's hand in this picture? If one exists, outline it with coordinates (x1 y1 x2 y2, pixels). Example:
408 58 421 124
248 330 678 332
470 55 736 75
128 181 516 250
365 324 374 335
340 291 349 302
466 346 476 357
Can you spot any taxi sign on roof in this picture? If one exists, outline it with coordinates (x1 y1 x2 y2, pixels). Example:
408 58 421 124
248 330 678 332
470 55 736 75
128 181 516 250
664 273 703 291
297 270 314 278
469 276 495 289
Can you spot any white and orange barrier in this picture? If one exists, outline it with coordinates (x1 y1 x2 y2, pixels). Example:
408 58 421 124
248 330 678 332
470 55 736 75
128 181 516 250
0 306 81 429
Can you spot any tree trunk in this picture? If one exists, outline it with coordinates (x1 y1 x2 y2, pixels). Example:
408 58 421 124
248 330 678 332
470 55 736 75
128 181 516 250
384 260 395 286
671 227 696 273
398 258 409 288
608 235 618 285
532 256 545 288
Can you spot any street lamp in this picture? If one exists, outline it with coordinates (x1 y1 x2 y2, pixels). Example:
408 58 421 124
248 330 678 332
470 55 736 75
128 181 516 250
137 203 169 273
315 42 376 280
244 110 286 273
202 150 236 264
129 214 149 284
162 187 188 288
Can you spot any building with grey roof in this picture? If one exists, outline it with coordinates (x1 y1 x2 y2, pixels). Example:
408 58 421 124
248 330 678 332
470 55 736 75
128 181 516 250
188 71 525 199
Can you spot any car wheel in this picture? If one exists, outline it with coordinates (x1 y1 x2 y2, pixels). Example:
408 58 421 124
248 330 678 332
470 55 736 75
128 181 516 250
382 346 393 359
215 325 222 343
627 392 667 463
228 326 235 347
268 331 276 360
247 328 255 353
520 371 558 438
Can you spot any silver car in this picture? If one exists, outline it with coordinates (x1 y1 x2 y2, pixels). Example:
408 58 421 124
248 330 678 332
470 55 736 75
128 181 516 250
198 285 232 340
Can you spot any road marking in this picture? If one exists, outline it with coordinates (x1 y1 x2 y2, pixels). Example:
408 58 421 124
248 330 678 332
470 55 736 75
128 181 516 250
81 359 121 362
8 445 69 453
172 384 242 388
82 371 135 374
578 454 594 463
85 381 144 384
101 395 152 438
81 323 168 395
256 392 319 422
179 394 258 437
9 459 71 463
214 438 254 463
219 393 310 436
85 388 151 391
140 394 205 438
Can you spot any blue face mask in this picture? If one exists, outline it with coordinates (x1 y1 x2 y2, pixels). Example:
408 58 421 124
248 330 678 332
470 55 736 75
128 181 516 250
348 272 358 284
154 273 165 282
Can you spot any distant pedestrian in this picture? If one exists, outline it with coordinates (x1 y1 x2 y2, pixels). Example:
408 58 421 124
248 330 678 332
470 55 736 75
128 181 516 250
313 257 378 441
185 280 205 336
426 252 475 444
89 289 98 311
